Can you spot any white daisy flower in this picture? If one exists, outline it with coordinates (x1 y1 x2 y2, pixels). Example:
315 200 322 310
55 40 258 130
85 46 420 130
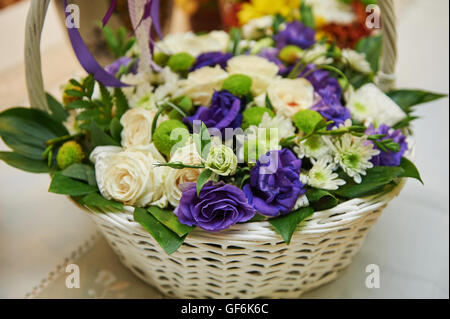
346 83 407 127
257 113 296 141
154 67 180 101
242 15 274 39
302 43 333 65
328 134 380 184
128 82 157 110
294 135 332 160
305 157 346 190
341 49 372 74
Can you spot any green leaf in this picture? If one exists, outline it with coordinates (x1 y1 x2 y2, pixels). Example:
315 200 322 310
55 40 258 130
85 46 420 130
300 2 315 29
355 35 382 73
272 14 286 34
269 207 315 244
134 207 186 255
230 28 242 56
62 163 96 186
114 88 129 119
197 169 212 196
334 166 405 198
90 121 120 147
399 157 423 184
148 206 194 237
46 93 69 123
49 173 97 196
386 90 447 114
80 193 123 211
83 75 95 99
306 188 339 210
293 109 325 135
99 84 113 113
0 107 68 159
109 117 123 144
193 122 211 160
65 89 85 98
65 100 92 109
265 94 274 111
0 152 50 173
392 116 419 129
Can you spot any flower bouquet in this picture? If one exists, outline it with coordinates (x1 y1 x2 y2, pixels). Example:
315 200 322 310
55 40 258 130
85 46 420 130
2 0 445 298
221 0 379 48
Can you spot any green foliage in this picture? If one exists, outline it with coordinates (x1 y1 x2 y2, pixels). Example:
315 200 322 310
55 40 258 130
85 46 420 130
56 141 85 170
80 193 123 211
222 74 253 97
61 163 96 186
148 206 194 237
242 107 274 130
134 207 186 255
229 27 243 55
196 169 212 196
334 166 405 198
46 93 69 123
49 173 97 196
0 152 51 173
299 1 315 29
0 107 68 165
269 207 315 244
193 122 211 160
355 35 382 74
272 14 286 34
90 121 120 148
167 53 195 73
399 157 423 184
306 188 339 211
386 89 447 114
153 120 189 157
101 25 136 59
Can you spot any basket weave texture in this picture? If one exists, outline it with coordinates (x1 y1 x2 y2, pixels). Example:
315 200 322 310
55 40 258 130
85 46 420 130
25 0 400 298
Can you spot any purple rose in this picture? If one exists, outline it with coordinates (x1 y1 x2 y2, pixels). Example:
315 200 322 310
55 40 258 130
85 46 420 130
185 90 243 134
301 64 342 95
105 57 137 76
174 182 255 232
243 149 306 217
191 51 233 71
274 21 316 50
366 124 408 167
311 86 351 129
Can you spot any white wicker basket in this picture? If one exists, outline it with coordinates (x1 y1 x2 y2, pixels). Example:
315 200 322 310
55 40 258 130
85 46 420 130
25 0 402 298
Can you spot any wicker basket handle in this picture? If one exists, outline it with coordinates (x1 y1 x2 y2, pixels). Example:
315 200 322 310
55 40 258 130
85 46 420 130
24 0 397 112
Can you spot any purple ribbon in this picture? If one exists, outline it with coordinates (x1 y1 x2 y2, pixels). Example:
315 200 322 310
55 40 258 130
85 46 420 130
64 0 128 87
102 0 117 27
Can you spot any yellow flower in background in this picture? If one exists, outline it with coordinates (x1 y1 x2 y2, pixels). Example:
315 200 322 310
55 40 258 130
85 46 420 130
238 0 301 25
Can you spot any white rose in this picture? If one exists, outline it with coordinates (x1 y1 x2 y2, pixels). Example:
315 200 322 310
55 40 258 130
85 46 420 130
242 16 274 39
305 0 355 24
164 142 204 207
346 83 407 127
227 55 279 96
120 107 168 148
267 78 315 118
158 31 229 57
341 49 372 74
178 66 228 105
90 144 167 207
154 66 180 101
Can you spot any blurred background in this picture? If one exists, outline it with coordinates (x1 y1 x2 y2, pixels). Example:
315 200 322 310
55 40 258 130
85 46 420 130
0 0 448 298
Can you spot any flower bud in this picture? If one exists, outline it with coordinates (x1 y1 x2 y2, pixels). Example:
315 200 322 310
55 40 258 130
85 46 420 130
221 74 253 97
167 52 195 73
62 82 83 106
153 120 189 157
278 45 304 64
205 145 237 176
57 141 85 170
242 107 274 130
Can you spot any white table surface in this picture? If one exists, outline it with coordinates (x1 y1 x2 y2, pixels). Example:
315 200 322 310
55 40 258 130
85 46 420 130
0 0 448 298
